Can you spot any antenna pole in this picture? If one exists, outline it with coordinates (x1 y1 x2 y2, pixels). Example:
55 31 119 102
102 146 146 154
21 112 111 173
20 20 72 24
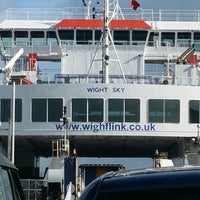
102 0 109 83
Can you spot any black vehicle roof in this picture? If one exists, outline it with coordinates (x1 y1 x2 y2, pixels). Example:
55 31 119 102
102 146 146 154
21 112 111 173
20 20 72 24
79 165 200 200
0 153 17 170
110 165 200 177
100 165 200 191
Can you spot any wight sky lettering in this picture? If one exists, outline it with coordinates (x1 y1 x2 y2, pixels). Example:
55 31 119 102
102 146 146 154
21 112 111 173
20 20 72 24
87 87 108 93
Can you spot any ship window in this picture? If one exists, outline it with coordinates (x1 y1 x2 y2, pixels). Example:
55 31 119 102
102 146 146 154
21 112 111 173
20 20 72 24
95 30 102 43
32 98 63 122
76 30 92 45
32 99 47 122
0 99 22 122
132 30 148 45
108 99 140 122
125 99 140 122
177 32 191 47
48 99 63 122
72 99 87 122
88 99 103 122
47 31 58 46
148 99 180 123
194 32 200 51
14 31 28 46
58 30 74 44
148 32 159 47
30 31 45 46
108 99 123 122
113 30 129 45
161 32 175 47
72 98 103 122
0 31 12 49
189 100 200 123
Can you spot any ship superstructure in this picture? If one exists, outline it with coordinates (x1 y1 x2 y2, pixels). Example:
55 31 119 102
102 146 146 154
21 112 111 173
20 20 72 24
0 1 200 181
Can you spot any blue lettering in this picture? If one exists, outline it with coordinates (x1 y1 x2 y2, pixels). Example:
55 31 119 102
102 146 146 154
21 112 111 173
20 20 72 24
55 124 63 130
112 87 125 93
87 87 108 93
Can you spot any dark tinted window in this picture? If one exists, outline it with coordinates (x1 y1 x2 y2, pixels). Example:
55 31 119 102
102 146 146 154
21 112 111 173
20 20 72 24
1 99 22 122
32 99 47 122
48 98 63 122
189 100 200 123
114 30 129 45
148 99 180 123
32 98 63 122
76 30 92 44
72 98 103 122
108 99 140 122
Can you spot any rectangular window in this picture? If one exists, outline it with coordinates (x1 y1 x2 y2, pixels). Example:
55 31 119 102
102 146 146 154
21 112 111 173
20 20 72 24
76 30 93 44
48 99 63 122
95 30 102 43
58 30 74 43
148 99 180 123
194 32 200 51
32 98 63 122
14 31 28 46
161 32 175 46
88 99 103 122
108 99 140 122
32 99 47 122
125 99 140 122
0 30 12 49
149 99 163 123
132 30 148 45
189 100 200 123
72 98 103 122
47 31 58 46
1 99 22 122
108 99 123 122
165 100 180 123
177 32 191 47
114 30 129 45
31 31 45 46
72 99 87 122
148 32 159 47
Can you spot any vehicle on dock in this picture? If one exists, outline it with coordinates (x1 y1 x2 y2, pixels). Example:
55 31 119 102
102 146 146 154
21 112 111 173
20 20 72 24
0 153 24 200
79 166 200 200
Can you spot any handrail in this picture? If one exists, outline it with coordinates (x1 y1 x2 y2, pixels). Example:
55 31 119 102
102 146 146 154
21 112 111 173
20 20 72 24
0 74 199 86
1 8 200 22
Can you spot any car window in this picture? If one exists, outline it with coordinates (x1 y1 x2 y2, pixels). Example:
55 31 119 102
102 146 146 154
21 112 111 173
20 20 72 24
0 167 14 200
10 170 24 200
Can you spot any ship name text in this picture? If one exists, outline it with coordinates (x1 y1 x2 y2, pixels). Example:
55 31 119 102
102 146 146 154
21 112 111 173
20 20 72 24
87 87 125 93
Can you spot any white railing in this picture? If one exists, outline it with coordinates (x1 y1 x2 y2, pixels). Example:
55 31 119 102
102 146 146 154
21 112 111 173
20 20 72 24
0 74 199 86
1 8 200 22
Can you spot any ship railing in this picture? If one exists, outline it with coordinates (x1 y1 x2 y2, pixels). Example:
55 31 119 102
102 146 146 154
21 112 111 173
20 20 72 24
0 41 61 59
0 74 200 86
1 8 200 22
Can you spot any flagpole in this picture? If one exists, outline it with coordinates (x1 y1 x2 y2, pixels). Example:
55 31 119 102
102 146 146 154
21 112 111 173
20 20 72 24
11 81 15 164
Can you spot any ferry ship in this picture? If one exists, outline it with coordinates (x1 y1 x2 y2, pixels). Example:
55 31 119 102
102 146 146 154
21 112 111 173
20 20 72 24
0 0 200 180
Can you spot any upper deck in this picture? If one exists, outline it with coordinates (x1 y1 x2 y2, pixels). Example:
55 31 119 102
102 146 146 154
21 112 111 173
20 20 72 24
1 8 200 86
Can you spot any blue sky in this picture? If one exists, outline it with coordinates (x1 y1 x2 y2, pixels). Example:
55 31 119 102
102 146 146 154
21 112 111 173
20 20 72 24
1 0 200 11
